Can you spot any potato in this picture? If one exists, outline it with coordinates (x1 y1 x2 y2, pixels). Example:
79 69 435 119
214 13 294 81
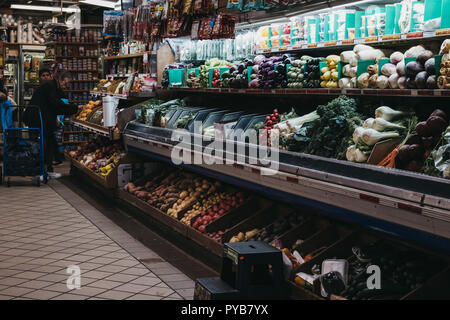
179 191 188 199
237 232 245 241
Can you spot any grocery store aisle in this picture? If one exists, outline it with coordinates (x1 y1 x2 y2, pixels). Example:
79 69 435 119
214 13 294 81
0 182 193 300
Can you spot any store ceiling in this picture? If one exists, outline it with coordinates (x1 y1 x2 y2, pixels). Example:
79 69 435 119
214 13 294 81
0 0 118 9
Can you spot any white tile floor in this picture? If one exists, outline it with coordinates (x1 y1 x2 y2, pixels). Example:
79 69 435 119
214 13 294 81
0 184 194 300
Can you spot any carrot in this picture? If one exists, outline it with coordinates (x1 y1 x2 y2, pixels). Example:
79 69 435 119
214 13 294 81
377 145 400 168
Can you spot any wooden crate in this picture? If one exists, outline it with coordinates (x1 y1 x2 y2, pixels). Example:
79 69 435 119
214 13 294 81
220 203 280 243
117 189 188 236
70 153 141 189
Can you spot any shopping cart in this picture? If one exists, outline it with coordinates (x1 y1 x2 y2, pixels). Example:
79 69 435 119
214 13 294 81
1 104 47 187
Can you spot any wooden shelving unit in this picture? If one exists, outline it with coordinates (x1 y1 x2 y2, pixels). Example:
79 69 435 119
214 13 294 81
103 51 155 61
50 35 100 103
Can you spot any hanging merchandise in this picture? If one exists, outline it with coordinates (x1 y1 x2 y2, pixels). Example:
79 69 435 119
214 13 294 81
103 11 124 37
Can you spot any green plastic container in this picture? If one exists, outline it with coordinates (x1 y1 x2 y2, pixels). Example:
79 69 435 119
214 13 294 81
378 58 391 75
307 18 317 43
424 0 443 21
356 59 376 78
394 3 402 34
247 66 254 83
441 0 450 29
385 5 396 35
345 13 356 40
168 69 186 87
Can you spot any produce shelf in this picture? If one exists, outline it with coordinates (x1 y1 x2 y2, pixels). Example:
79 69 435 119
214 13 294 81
157 87 450 98
89 91 155 99
71 119 120 140
116 189 223 256
123 122 450 250
256 31 450 55
90 91 128 99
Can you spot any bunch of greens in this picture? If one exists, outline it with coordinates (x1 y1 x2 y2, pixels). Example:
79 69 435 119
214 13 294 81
139 99 184 127
287 96 364 159
176 112 195 129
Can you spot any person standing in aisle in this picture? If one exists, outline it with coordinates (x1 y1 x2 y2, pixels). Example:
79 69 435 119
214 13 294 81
38 68 52 85
38 68 64 166
28 71 78 179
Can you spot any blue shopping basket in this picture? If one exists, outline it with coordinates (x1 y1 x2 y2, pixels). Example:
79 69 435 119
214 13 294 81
1 104 47 186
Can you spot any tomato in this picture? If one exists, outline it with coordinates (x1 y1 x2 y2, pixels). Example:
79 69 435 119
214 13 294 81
265 116 271 121
267 120 273 126
213 205 218 212
198 225 206 233
273 109 278 113
201 210 207 216
271 116 277 122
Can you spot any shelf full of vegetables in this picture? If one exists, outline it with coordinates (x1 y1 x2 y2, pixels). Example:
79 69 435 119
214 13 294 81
122 97 450 252
114 160 450 300
158 39 450 97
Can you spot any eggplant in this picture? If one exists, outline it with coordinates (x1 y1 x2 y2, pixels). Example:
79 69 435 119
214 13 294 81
425 58 435 75
406 61 424 77
238 63 246 73
246 60 254 67
426 75 436 89
276 63 286 74
406 77 417 89
417 50 434 66
414 71 428 89
229 66 237 73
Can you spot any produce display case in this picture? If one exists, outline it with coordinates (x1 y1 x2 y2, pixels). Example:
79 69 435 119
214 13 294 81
56 0 450 302
67 152 141 189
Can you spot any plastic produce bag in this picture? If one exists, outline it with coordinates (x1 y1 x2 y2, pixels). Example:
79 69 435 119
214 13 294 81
0 100 13 129
103 11 124 37
430 126 450 178
320 259 348 297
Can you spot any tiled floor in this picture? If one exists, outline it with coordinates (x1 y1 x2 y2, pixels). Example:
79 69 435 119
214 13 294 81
0 183 194 300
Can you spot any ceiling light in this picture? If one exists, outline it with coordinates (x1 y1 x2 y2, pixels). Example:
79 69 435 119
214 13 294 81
79 0 118 8
10 4 81 13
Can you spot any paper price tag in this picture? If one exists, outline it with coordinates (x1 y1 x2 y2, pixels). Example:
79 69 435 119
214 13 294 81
143 52 148 65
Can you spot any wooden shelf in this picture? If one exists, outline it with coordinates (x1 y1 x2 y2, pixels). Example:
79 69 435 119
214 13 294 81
67 70 98 72
4 42 46 46
46 42 99 46
63 141 88 144
159 87 450 98
64 89 91 93
103 52 155 61
56 56 99 59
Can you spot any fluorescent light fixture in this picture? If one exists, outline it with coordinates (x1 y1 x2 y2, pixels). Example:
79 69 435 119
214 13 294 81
10 4 81 13
79 0 118 8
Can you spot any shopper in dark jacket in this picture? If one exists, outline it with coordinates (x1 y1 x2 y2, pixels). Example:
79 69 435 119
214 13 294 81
27 71 78 176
